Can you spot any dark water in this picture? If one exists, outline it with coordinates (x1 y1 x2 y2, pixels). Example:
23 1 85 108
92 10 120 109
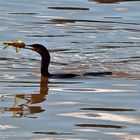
0 0 140 140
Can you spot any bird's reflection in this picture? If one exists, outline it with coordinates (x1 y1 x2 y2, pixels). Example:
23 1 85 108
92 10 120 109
1 76 49 118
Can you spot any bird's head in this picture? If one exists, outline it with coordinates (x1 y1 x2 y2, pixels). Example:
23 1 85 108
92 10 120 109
25 44 48 55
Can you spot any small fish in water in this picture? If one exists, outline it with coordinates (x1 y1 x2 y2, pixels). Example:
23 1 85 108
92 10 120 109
3 40 25 52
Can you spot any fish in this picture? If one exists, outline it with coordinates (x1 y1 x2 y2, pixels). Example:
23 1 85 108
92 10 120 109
3 40 25 53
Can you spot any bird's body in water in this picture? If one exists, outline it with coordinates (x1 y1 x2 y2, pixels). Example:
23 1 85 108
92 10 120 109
25 44 112 78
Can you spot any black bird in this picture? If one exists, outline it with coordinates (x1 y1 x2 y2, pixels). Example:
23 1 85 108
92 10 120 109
25 44 112 78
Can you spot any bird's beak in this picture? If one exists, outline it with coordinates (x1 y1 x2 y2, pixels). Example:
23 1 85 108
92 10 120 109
24 45 35 50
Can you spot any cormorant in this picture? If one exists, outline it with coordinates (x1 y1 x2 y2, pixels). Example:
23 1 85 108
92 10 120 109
25 44 112 78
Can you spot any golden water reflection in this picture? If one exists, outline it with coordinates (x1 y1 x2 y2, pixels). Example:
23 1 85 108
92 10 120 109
0 76 49 118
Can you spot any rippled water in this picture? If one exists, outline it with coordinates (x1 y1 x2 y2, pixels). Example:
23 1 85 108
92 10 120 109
0 0 140 140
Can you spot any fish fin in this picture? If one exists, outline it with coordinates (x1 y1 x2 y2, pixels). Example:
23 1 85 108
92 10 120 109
3 44 9 49
16 47 20 53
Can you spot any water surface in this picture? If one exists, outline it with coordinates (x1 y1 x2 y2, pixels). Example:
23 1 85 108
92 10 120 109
0 0 140 140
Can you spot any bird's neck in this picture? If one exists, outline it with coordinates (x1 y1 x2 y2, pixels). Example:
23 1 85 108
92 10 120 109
40 53 51 77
